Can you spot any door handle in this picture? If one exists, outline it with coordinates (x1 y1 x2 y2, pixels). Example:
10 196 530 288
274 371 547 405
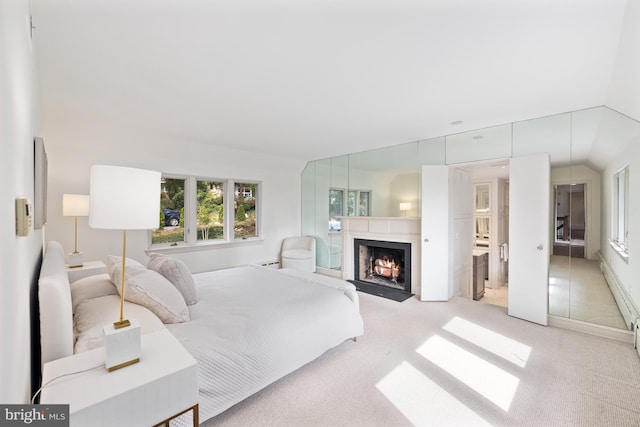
536 244 543 251
424 238 430 243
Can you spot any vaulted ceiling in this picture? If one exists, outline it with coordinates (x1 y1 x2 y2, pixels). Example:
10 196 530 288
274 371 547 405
31 0 629 161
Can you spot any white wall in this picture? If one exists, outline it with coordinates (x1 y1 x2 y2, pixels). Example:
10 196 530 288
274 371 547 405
0 0 44 403
41 126 306 273
606 0 640 120
603 0 640 313
389 173 419 217
600 142 640 312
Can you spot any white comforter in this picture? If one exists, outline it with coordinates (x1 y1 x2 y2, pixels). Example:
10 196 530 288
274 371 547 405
165 265 364 423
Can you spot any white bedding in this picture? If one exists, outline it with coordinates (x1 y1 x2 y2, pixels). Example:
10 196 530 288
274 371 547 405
165 265 364 423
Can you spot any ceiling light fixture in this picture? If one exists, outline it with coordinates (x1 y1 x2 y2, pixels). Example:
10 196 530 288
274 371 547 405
450 120 464 125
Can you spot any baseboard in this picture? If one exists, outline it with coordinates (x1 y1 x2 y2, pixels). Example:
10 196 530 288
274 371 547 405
598 252 638 331
548 315 633 343
315 266 342 278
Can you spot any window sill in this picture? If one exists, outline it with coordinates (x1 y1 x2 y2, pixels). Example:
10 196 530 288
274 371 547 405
608 240 629 263
147 238 263 255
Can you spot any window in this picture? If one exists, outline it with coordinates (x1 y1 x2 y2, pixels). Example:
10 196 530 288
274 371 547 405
347 190 357 216
329 188 370 230
612 166 629 257
152 177 186 245
358 191 371 216
347 190 370 216
151 175 260 249
234 182 258 239
196 180 224 241
329 189 344 230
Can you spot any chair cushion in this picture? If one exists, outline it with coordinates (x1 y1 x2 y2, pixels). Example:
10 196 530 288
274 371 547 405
282 249 314 260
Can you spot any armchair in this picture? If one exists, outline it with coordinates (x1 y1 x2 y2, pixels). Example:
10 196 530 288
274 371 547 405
281 236 316 272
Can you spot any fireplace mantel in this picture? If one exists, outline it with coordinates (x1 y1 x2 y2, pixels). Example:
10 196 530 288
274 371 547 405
340 217 421 296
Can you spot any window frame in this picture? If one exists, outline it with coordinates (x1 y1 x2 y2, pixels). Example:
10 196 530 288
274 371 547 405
149 175 262 252
357 190 371 216
195 177 226 243
233 181 260 240
329 187 371 231
610 165 629 261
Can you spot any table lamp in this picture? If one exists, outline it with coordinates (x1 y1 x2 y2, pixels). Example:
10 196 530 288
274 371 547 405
399 202 411 216
62 194 90 267
89 165 160 371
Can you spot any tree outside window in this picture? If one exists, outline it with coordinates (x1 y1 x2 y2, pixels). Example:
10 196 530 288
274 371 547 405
329 188 370 230
197 180 224 241
234 182 257 239
329 189 344 230
358 191 370 216
152 178 185 245
151 176 260 248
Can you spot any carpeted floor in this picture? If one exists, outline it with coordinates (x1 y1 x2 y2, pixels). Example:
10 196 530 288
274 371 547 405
201 292 640 426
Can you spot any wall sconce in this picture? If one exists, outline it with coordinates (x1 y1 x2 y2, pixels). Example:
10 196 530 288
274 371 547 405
89 165 160 372
62 194 90 267
399 202 411 216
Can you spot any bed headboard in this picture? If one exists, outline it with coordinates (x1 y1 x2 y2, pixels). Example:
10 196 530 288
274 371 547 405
38 241 74 365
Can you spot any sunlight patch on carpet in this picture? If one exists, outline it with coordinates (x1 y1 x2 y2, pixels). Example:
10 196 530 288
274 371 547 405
376 361 492 427
442 317 532 368
417 335 519 411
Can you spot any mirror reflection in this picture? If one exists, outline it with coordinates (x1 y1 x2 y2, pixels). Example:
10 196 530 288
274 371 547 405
475 184 490 213
474 218 490 247
301 106 639 332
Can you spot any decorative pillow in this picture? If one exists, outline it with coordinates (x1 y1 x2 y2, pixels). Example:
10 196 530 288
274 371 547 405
147 253 198 305
70 273 118 313
74 295 165 353
105 256 145 272
106 256 190 324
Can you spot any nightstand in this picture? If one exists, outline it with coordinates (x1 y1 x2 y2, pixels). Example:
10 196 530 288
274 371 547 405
40 329 199 427
66 260 107 283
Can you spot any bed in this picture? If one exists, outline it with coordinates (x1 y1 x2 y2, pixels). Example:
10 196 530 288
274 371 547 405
38 241 364 424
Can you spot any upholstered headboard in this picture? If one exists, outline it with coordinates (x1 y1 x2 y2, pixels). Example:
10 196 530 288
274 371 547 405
38 241 74 365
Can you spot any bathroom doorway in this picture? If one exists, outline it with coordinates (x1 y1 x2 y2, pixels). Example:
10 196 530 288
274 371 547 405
468 161 510 309
553 183 585 258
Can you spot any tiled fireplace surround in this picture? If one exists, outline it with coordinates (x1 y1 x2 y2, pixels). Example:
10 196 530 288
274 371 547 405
341 217 421 297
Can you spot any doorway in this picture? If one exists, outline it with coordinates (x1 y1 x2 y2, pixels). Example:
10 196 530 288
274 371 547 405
553 183 585 258
469 162 510 309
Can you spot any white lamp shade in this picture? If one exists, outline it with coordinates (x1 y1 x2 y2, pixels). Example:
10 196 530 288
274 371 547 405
62 194 90 217
89 165 161 230
399 202 411 211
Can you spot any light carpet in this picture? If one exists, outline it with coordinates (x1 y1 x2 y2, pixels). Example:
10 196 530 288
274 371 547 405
201 292 640 426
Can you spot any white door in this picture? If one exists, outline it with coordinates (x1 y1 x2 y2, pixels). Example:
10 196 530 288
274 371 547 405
421 165 453 301
452 168 473 299
508 154 550 325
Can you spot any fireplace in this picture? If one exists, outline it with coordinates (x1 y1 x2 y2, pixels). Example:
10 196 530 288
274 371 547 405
350 239 412 295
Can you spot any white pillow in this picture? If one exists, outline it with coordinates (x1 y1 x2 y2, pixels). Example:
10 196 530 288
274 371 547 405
147 253 198 305
70 273 118 313
106 256 190 324
105 256 145 271
74 295 165 353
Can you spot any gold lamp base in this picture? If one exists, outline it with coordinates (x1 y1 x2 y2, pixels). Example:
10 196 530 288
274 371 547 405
107 357 140 372
67 252 84 268
113 319 131 329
